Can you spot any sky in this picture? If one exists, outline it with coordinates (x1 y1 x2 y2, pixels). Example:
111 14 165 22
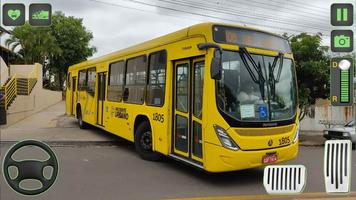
0 0 352 58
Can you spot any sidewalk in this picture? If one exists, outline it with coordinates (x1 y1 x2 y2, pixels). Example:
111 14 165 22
0 101 326 146
0 101 120 145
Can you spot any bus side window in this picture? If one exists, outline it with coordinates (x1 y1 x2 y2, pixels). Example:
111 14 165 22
78 69 88 91
108 61 125 102
124 55 147 104
67 73 71 90
87 67 96 96
147 50 167 106
72 78 76 92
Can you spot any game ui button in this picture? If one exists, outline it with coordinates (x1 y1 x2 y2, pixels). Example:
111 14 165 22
2 4 26 26
29 4 52 26
331 3 353 26
331 30 353 52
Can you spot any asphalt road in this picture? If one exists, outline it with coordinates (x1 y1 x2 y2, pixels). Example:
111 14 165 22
0 102 355 199
1 142 356 200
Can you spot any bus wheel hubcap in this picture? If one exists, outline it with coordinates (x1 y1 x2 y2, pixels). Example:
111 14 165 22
141 131 152 150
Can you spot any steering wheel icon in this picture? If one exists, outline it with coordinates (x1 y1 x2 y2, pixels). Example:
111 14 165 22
2 140 58 196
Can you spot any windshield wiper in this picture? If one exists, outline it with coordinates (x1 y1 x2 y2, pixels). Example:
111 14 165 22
269 53 284 100
239 47 266 100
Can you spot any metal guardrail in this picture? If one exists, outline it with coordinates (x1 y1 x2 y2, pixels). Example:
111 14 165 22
2 75 17 110
27 64 38 95
27 78 37 95
0 64 38 110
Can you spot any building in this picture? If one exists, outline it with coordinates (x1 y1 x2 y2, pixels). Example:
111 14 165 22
0 26 62 126
0 26 12 66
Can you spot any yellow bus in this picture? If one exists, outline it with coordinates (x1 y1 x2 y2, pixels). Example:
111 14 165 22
66 23 299 172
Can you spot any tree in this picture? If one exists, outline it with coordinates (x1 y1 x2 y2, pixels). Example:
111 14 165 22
288 33 330 121
49 12 96 90
5 23 61 64
5 12 95 90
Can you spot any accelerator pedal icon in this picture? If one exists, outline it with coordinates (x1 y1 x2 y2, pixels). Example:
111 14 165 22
324 140 352 194
263 165 306 195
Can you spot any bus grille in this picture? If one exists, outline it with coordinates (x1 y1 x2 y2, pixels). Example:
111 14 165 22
324 140 352 194
263 165 306 194
234 125 294 136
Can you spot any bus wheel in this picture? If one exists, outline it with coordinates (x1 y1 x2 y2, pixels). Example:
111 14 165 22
134 121 162 161
77 108 88 129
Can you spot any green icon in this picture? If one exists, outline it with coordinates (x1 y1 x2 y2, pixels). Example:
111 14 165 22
340 70 349 103
336 8 348 22
29 4 52 26
331 4 353 26
334 35 351 48
2 4 25 26
32 10 49 20
7 9 21 21
331 58 353 106
331 30 353 52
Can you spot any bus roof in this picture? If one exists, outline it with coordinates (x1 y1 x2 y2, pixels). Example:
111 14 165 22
69 22 283 71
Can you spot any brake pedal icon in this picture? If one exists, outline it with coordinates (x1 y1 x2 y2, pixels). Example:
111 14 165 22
263 165 306 194
324 140 352 194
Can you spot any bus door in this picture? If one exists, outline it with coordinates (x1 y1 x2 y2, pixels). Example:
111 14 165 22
83 68 97 124
71 76 77 115
173 57 204 163
66 73 73 115
97 72 106 126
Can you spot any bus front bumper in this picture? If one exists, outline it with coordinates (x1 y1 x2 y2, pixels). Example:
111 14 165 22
204 141 299 172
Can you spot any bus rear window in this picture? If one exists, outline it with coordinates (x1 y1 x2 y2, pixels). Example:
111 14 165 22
213 25 291 53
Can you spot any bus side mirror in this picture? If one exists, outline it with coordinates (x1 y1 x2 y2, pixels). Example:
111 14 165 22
211 52 222 80
197 43 222 80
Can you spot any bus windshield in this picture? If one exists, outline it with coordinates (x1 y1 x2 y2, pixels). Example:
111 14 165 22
216 50 297 123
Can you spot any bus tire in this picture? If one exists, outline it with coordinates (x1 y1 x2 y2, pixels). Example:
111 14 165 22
77 107 88 129
134 121 162 161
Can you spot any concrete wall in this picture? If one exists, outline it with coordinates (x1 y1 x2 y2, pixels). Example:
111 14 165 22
2 63 61 127
0 57 9 86
5 88 62 126
300 99 354 132
10 64 39 80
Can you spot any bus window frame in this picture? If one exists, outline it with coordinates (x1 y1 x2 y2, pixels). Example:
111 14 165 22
192 60 204 120
87 67 96 96
215 49 297 128
67 72 71 90
108 60 125 102
78 67 96 95
146 49 167 107
78 69 88 91
124 54 148 105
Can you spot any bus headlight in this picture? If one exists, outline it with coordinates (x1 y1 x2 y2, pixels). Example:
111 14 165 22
293 124 300 143
213 125 240 151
